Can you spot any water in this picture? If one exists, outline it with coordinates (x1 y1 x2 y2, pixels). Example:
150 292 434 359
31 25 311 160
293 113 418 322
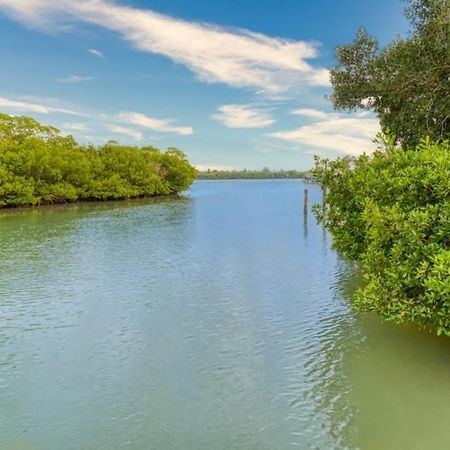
0 180 449 450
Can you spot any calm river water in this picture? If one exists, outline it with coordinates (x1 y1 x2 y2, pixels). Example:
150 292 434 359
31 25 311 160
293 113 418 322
0 180 449 450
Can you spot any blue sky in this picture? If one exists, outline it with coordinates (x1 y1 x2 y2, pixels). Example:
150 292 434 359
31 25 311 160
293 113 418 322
0 0 408 170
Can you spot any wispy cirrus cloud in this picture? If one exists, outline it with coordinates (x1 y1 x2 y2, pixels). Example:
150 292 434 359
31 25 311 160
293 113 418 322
0 0 329 93
0 96 81 115
62 122 88 131
291 108 328 119
269 109 380 155
116 112 193 136
0 95 193 137
108 125 143 141
56 74 94 83
212 104 275 129
88 48 104 58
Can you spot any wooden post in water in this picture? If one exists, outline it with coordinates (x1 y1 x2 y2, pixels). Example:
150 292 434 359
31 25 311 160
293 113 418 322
303 188 308 217
303 188 308 238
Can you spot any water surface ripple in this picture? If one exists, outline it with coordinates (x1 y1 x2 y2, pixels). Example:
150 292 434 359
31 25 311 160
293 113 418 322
0 180 449 450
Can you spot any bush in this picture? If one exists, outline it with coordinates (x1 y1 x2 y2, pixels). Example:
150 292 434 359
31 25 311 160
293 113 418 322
313 138 450 335
0 114 196 207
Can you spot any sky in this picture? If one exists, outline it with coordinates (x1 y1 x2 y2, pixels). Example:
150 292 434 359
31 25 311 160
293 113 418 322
0 0 409 170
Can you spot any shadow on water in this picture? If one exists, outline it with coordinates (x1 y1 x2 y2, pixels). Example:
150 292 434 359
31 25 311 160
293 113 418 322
293 230 450 450
330 262 450 450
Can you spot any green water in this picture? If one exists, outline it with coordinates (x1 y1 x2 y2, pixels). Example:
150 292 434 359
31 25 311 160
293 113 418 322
0 180 449 450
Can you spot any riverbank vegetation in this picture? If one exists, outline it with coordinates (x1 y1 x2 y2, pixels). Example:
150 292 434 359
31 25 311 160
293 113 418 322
314 138 450 336
314 0 450 336
197 168 307 180
0 114 196 208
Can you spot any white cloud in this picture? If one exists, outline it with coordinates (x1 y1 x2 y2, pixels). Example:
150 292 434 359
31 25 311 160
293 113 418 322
88 48 104 58
211 104 275 128
0 0 329 93
56 75 94 83
108 125 143 141
291 108 328 119
62 122 88 131
0 96 81 115
269 110 380 155
0 95 193 138
117 112 193 135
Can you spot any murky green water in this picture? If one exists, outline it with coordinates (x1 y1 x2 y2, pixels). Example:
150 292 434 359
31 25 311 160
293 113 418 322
0 180 449 450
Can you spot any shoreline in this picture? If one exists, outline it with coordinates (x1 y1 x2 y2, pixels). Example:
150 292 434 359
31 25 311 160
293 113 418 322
0 179 314 213
195 177 307 181
0 193 185 214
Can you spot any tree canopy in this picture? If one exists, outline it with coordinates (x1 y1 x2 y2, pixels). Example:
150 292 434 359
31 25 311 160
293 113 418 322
0 114 196 207
315 0 450 336
329 0 450 146
313 138 450 336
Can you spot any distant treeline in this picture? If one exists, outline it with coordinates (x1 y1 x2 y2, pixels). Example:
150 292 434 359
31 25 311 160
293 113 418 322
196 168 307 180
0 114 196 208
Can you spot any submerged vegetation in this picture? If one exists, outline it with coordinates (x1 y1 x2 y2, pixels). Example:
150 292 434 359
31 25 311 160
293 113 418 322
0 113 196 207
196 168 307 180
315 0 450 336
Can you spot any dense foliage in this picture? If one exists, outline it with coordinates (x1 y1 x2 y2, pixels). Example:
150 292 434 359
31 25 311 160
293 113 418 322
318 0 450 335
0 113 196 207
329 0 450 146
313 138 450 336
197 168 307 180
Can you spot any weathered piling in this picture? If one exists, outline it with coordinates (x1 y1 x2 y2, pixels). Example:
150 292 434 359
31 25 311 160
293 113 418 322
304 188 308 217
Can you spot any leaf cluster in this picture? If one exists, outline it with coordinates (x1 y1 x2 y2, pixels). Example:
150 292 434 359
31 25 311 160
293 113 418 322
313 138 450 335
329 0 450 146
0 114 196 207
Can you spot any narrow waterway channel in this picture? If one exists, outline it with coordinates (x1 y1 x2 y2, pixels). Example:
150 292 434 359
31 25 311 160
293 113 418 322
0 180 449 450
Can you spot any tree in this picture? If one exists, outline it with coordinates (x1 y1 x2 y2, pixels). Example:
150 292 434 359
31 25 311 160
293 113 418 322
0 114 196 206
329 0 450 146
0 113 60 142
313 138 450 336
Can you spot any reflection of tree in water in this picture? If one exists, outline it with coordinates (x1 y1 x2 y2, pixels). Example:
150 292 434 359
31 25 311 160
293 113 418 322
299 258 450 450
0 196 192 275
338 267 450 450
287 260 365 449
0 197 194 368
0 197 198 450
